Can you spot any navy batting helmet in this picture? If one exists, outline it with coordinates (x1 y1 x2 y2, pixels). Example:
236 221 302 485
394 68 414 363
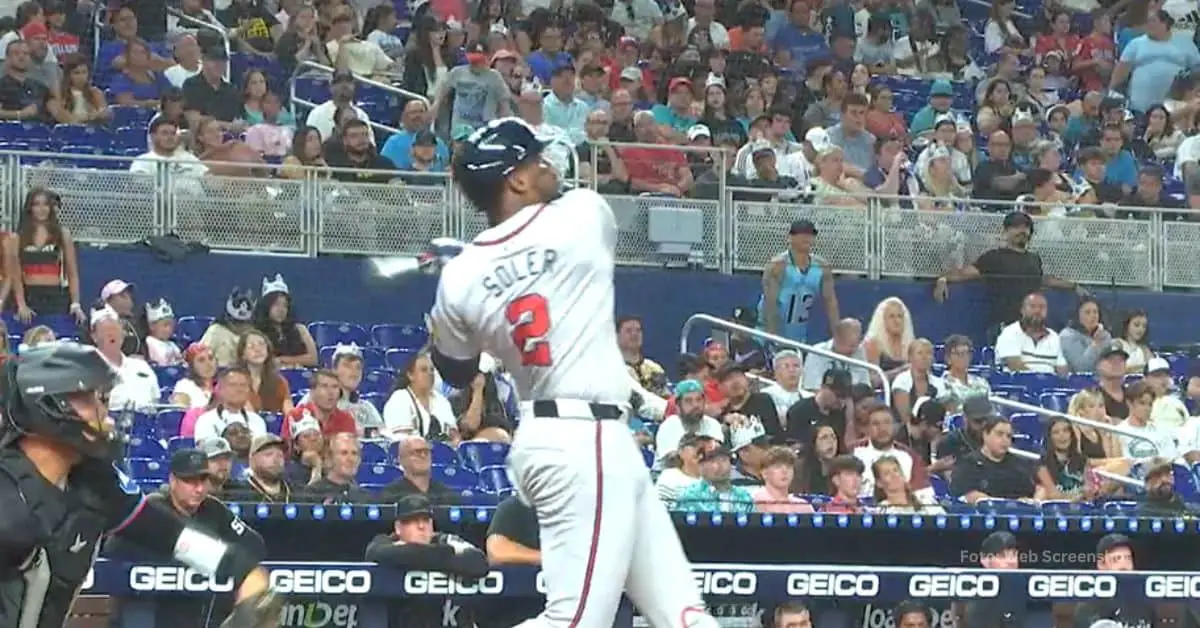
452 118 547 209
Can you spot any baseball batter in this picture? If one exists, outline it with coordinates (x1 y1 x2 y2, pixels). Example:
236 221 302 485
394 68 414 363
427 118 717 628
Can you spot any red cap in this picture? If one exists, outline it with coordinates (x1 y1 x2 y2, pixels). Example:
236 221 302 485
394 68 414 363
668 77 693 92
21 21 47 40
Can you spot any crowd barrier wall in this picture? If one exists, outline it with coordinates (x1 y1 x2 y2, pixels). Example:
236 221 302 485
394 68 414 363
85 559 1200 628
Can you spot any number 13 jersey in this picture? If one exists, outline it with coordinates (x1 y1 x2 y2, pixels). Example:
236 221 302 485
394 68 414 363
430 188 633 408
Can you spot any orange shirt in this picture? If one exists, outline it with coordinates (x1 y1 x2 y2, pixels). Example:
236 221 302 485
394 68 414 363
249 374 291 413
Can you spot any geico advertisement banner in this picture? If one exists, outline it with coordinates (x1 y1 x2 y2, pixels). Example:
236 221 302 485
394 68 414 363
126 566 372 595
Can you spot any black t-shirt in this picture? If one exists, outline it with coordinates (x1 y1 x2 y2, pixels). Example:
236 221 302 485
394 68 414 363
972 159 1021 201
217 1 279 53
721 392 783 441
377 476 461 505
487 495 540 549
0 74 46 117
308 477 372 504
936 427 982 463
785 397 848 447
1100 385 1129 420
949 452 1037 499
181 74 243 122
326 150 399 183
1084 177 1125 204
575 140 613 176
973 247 1044 328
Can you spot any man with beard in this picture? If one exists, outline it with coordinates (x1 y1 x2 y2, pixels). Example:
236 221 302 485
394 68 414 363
936 395 991 473
327 119 397 183
654 379 725 465
199 437 236 496
226 434 303 503
994 292 1069 375
935 211 1084 339
715 364 783 441
894 397 945 467
787 368 854 448
852 401 934 500
1136 459 1199 516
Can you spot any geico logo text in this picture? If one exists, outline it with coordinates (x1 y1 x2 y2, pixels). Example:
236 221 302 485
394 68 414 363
1027 575 1117 599
404 571 504 595
279 602 359 628
907 574 1001 599
787 573 880 597
1145 575 1200 599
129 567 235 592
270 570 371 595
693 571 758 596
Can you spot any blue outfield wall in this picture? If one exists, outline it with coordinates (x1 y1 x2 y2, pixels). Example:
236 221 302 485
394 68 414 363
77 247 1199 362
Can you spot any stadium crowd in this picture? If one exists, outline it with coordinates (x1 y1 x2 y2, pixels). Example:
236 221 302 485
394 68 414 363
0 0 1197 519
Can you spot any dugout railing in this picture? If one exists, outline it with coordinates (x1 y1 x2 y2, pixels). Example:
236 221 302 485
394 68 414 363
1 150 1198 290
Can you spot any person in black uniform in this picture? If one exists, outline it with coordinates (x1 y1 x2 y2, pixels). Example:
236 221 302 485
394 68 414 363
0 342 282 627
365 495 490 628
105 448 267 627
485 495 540 566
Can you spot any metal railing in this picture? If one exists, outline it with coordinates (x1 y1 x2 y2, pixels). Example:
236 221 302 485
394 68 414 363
990 396 1160 456
5 147 1200 291
289 61 423 137
166 9 232 81
680 313 892 407
1004 447 1145 490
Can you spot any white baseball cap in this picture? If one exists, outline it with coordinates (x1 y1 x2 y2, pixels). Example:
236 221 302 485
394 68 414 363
804 127 829 150
100 279 134 301
731 419 768 452
291 417 322 439
687 124 712 141
1146 357 1171 375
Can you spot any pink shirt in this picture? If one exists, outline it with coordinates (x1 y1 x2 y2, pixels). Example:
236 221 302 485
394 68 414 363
244 123 294 158
751 487 816 514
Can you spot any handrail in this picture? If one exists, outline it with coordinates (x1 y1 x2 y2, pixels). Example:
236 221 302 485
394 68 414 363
166 9 232 81
680 313 891 407
1006 447 1145 489
989 396 1159 455
289 61 412 137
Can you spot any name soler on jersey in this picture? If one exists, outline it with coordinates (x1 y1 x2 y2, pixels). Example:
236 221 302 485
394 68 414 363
481 248 559 298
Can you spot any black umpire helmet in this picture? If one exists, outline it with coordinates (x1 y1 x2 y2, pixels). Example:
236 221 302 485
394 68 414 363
1 342 121 459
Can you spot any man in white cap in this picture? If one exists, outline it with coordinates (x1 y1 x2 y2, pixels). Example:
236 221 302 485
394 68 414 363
285 415 325 486
1144 357 1190 430
98 278 144 356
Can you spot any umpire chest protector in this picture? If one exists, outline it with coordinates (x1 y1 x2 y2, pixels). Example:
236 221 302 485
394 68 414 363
0 448 108 628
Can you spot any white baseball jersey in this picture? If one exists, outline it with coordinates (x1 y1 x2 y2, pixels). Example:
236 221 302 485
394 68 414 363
430 188 632 406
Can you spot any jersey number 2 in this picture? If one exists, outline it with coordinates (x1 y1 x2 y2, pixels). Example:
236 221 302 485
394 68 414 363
506 294 553 366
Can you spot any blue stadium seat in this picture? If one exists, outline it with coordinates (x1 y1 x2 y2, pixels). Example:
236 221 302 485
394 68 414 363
1174 464 1198 501
1038 391 1070 413
280 368 313 392
127 436 167 459
458 441 510 472
979 346 995 366
357 464 402 487
641 448 654 467
167 436 195 452
1102 501 1139 514
432 466 479 491
128 457 168 481
372 324 428 351
361 441 388 464
37 314 79 338
114 125 146 151
478 467 512 494
360 370 394 396
360 392 385 413
291 389 307 405
385 348 417 371
929 474 948 498
429 441 457 467
262 412 284 435
52 124 115 150
0 121 50 143
156 409 184 437
1010 372 1066 395
990 384 1028 404
109 106 154 127
1066 373 1096 391
932 344 945 364
1011 433 1037 452
1167 353 1191 378
175 316 213 345
127 413 155 438
1009 413 1042 440
308 322 370 348
974 499 1041 514
945 413 963 430
154 365 186 389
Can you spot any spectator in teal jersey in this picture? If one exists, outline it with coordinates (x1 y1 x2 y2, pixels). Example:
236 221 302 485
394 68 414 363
1063 91 1102 148
909 79 954 135
675 445 755 514
652 77 699 138
1111 10 1200 114
1097 124 1138 194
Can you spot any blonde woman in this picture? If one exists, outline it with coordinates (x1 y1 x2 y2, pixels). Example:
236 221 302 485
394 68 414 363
1067 389 1124 463
809 145 869 208
891 339 945 424
862 297 915 377
20 325 56 352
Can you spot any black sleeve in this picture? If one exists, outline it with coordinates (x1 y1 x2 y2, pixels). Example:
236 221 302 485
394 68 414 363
948 456 982 498
756 395 784 443
180 77 203 113
936 431 964 460
487 497 539 549
974 249 997 276
199 498 266 561
784 403 811 446
430 347 480 389
0 477 38 567
365 534 456 568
